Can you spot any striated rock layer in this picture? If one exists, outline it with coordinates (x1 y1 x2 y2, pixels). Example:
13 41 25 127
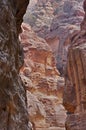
63 0 86 130
20 23 66 130
0 0 30 130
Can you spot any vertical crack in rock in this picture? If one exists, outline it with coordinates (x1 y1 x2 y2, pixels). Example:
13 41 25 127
0 0 30 129
63 0 86 130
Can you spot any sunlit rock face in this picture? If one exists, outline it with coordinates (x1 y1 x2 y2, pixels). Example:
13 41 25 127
20 23 66 130
24 0 84 75
0 0 30 129
63 0 86 129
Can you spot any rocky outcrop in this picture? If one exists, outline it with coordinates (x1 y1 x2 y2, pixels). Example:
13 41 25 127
0 0 30 130
63 0 86 129
24 0 84 75
20 23 66 130
46 0 84 75
24 0 58 29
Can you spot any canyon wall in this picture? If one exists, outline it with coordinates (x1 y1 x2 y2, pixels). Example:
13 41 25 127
1 0 85 130
63 0 86 129
20 23 66 130
0 0 30 129
23 0 86 129
24 0 84 75
46 0 84 74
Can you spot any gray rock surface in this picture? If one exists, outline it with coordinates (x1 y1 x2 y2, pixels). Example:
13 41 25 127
0 0 30 129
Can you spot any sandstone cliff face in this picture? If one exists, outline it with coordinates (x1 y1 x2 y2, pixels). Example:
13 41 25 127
46 0 84 74
24 0 58 29
63 0 86 129
24 0 84 75
20 23 66 130
24 0 60 40
0 0 30 130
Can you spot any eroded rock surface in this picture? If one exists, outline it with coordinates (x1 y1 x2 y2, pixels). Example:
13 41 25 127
24 0 84 75
46 0 84 74
20 23 66 130
0 0 30 130
63 0 86 129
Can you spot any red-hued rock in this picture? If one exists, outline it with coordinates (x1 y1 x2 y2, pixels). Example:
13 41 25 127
63 0 86 129
20 23 66 130
24 0 84 75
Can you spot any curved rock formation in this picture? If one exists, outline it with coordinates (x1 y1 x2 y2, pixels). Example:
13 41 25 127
0 0 30 129
63 0 86 129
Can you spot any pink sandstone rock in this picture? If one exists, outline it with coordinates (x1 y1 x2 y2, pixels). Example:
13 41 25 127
20 23 66 130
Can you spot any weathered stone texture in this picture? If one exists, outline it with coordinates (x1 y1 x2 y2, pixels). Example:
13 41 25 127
20 23 66 130
63 0 86 129
24 0 84 75
0 0 30 130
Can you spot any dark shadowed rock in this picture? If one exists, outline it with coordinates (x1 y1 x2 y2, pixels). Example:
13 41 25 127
0 0 30 129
